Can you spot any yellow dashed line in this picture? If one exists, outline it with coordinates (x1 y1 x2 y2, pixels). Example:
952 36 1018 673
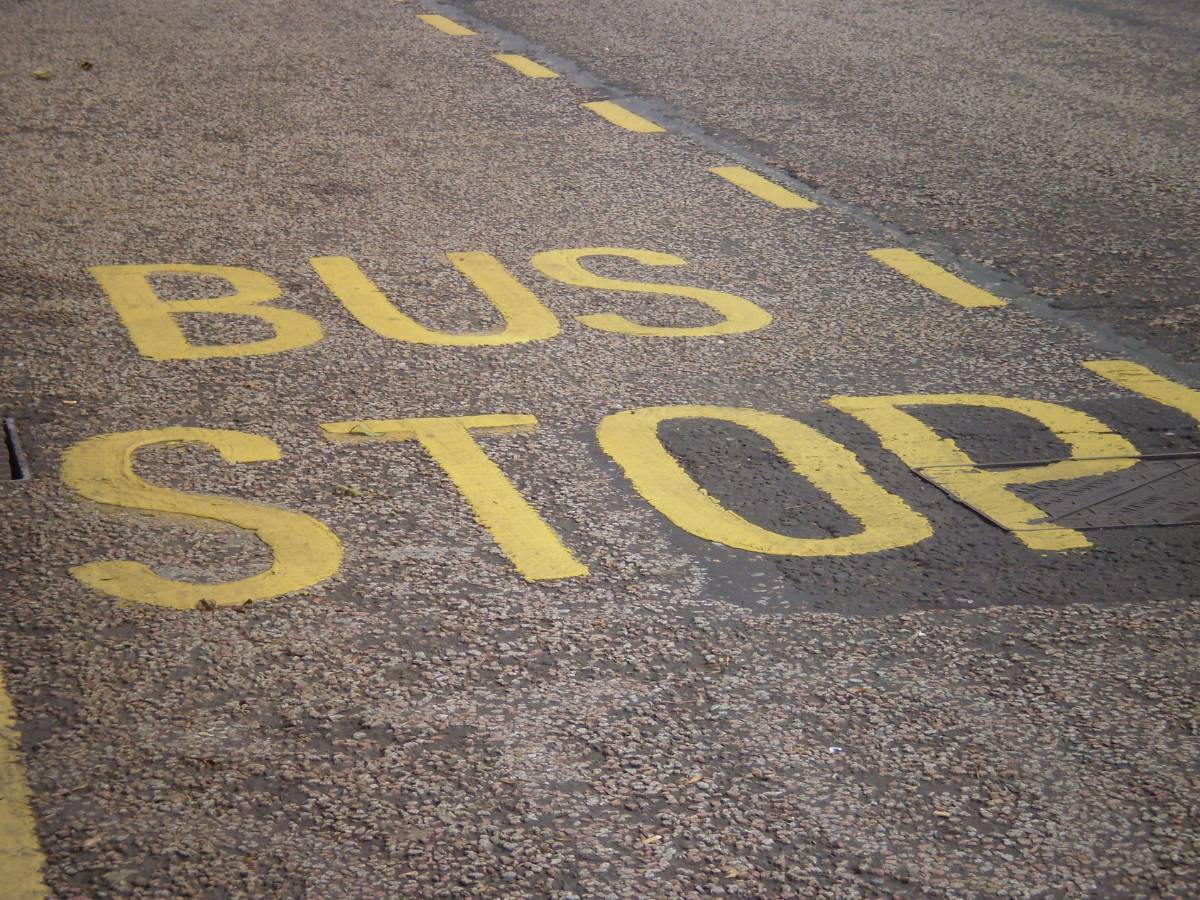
0 672 47 900
869 248 1007 309
708 166 817 209
493 53 558 79
582 100 665 133
410 9 1011 328
416 14 475 36
1084 360 1200 421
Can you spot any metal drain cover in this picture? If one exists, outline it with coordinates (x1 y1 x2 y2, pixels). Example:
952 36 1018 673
917 452 1200 531
3 416 30 481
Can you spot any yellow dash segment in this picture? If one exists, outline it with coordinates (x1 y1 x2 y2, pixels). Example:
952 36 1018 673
493 53 558 78
708 166 817 210
0 673 47 900
869 248 1006 309
417 14 475 36
582 101 664 133
1084 360 1200 423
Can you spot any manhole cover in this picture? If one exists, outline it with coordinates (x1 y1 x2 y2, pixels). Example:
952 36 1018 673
916 452 1200 531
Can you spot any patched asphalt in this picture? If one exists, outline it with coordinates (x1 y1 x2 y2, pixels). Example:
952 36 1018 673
2 0 1199 896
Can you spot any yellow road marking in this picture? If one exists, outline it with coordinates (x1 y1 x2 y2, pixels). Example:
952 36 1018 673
311 253 560 346
322 415 587 581
708 166 817 210
493 53 558 78
830 394 1137 551
868 249 1006 309
62 428 343 609
416 14 475 36
91 264 324 361
581 101 665 133
531 247 771 337
597 405 932 556
0 672 47 900
1084 360 1200 422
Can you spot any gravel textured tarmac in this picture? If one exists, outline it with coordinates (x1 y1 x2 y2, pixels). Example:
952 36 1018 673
1 0 1198 896
456 0 1200 366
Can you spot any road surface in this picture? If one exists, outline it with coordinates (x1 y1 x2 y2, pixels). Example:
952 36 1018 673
1 0 1197 896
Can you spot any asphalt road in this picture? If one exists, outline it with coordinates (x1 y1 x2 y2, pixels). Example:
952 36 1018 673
1 0 1198 897
457 0 1200 365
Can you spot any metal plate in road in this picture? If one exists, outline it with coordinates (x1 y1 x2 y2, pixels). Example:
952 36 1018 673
917 453 1200 530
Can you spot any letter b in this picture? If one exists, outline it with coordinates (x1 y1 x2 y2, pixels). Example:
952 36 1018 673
91 263 323 360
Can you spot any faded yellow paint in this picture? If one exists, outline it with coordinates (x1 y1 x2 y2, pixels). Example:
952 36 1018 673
531 248 772 337
311 254 559 346
90 264 324 360
61 428 343 609
416 13 475 35
708 166 818 210
581 101 665 133
493 53 557 78
322 415 587 581
868 249 1007 309
0 673 46 900
1084 360 1200 423
829 394 1138 550
596 405 932 556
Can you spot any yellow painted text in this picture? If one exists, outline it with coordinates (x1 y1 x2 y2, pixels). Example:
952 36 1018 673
596 405 932 555
91 264 324 360
531 247 772 337
311 254 560 346
322 415 587 580
61 428 343 608
829 394 1137 550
